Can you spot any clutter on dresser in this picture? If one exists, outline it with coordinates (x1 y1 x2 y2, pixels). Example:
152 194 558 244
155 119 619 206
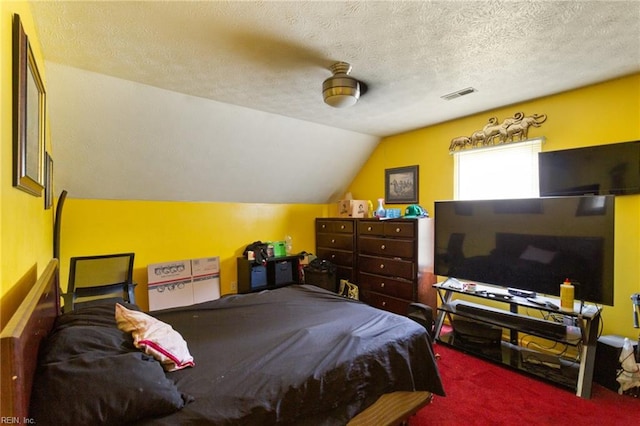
374 198 386 218
338 192 370 218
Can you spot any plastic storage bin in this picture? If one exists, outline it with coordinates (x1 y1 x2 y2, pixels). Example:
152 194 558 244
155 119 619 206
274 260 293 285
271 241 287 257
250 265 268 289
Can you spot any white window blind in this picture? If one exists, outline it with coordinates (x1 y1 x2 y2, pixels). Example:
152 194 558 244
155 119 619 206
454 138 543 200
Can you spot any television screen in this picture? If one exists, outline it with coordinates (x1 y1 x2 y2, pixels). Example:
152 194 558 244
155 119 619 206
539 141 640 196
434 196 615 305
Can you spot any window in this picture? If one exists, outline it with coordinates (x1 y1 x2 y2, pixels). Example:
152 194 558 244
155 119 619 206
454 138 543 200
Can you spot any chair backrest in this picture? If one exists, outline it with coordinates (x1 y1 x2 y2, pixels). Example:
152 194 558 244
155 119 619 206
53 189 67 260
66 253 135 309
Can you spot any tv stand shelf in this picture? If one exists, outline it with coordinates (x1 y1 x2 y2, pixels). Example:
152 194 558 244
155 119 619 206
433 281 602 398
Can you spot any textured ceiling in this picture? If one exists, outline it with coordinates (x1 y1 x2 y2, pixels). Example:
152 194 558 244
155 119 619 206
31 1 640 137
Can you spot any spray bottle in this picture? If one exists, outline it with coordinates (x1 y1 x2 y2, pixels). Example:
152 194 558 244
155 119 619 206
560 278 575 312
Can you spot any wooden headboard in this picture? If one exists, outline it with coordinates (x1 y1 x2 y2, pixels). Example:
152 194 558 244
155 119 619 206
0 259 59 418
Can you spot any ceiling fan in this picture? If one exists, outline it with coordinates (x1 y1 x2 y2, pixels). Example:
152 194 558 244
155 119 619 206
322 62 368 108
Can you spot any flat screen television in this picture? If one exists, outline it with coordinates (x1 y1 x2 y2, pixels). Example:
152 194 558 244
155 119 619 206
539 141 640 196
434 196 615 305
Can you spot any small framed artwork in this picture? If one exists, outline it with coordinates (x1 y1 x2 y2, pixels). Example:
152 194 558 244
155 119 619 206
385 165 419 204
13 14 46 196
44 152 53 209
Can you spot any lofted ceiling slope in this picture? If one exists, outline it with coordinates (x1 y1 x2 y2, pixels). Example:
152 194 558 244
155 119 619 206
29 1 640 203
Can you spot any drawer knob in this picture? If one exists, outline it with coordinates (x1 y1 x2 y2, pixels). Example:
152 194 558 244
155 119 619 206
322 224 326 229
380 282 385 288
379 264 385 269
382 301 387 307
331 254 336 259
395 227 401 233
340 225 345 229
380 244 386 250
331 239 336 243
367 226 372 231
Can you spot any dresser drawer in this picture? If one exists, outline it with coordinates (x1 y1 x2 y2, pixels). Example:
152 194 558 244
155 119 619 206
358 255 414 280
358 220 416 238
358 220 385 236
383 221 415 238
316 248 354 267
317 233 354 251
358 236 414 258
361 291 410 316
317 219 354 234
358 272 414 300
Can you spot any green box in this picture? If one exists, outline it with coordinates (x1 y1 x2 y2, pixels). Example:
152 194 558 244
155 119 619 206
271 241 287 257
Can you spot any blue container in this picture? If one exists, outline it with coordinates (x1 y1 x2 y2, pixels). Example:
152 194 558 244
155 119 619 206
274 260 294 285
250 265 267 289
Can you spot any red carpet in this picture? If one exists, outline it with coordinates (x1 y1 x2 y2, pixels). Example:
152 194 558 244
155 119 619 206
410 343 639 425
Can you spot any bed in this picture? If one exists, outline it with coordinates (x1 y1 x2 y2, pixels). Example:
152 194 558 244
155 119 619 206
1 259 444 425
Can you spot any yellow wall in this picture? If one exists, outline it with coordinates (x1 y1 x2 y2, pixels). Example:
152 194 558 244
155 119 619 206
1 2 53 316
348 74 640 338
1 1 638 340
59 199 327 310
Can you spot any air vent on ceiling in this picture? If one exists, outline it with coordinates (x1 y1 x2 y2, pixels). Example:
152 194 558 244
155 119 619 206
441 87 477 101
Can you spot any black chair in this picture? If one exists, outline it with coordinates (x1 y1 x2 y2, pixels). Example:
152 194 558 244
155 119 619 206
63 253 136 312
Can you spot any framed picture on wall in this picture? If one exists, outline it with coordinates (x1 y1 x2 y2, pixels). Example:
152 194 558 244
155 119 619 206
385 165 419 204
44 152 53 209
13 14 46 196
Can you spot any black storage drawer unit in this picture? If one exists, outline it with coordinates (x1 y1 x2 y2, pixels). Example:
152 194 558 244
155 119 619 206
237 254 302 293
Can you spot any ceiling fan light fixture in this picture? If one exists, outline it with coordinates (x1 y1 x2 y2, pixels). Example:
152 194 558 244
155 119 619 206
323 62 361 108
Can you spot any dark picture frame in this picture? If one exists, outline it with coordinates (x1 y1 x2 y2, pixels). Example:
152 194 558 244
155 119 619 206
385 165 419 204
44 152 53 209
13 14 46 196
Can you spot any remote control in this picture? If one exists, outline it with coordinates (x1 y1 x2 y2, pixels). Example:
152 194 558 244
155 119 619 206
526 297 546 306
527 298 559 310
545 301 559 310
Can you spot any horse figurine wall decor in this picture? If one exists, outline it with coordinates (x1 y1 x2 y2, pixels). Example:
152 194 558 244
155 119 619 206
449 112 547 153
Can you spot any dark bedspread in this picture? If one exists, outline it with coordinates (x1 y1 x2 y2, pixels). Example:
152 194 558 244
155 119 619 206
139 285 444 425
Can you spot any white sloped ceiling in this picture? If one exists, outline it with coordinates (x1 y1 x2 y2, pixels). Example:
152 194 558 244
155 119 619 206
47 63 379 203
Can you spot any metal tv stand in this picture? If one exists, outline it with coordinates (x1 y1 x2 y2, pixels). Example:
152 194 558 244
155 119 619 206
433 279 602 398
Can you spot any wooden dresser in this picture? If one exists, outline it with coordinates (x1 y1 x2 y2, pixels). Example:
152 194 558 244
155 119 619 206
315 218 357 283
315 217 436 315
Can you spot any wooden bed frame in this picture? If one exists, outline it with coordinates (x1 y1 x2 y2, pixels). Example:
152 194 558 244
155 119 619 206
0 258 432 423
1 259 59 418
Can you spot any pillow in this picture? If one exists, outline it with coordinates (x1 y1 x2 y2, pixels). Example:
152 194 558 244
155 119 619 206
30 351 186 425
39 325 135 364
55 298 139 330
519 245 557 264
115 303 195 372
